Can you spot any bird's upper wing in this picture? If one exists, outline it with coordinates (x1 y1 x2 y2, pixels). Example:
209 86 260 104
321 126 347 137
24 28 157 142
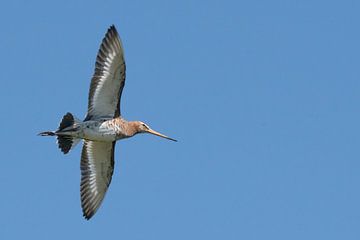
85 25 126 120
80 140 116 220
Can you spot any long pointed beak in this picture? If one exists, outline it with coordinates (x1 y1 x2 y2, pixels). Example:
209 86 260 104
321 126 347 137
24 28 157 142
146 129 177 142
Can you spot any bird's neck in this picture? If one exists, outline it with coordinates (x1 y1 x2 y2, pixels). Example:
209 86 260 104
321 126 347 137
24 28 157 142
126 121 141 137
113 118 139 137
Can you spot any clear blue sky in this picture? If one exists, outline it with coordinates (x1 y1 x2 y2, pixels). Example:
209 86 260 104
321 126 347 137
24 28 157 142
0 0 359 239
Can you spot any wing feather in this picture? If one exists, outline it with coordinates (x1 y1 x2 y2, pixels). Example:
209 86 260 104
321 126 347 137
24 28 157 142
85 25 126 120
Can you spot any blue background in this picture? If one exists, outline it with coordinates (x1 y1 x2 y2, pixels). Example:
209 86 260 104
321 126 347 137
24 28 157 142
1 0 359 239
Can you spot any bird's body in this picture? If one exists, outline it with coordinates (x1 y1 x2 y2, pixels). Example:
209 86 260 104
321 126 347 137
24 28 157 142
57 117 131 142
39 25 176 220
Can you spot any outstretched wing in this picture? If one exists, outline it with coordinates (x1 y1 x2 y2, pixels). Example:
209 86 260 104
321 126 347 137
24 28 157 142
80 140 116 220
85 25 126 120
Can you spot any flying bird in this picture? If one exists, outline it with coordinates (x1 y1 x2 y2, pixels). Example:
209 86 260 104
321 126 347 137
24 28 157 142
39 25 176 220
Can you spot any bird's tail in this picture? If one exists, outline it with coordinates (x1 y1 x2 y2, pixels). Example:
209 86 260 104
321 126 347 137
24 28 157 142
38 131 56 136
38 112 81 154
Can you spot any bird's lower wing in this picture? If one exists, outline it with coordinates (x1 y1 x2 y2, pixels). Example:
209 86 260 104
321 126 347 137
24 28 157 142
80 140 116 219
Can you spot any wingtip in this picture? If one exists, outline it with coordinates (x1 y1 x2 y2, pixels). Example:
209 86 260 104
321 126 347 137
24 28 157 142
82 207 97 220
108 24 118 34
83 213 92 221
101 24 121 48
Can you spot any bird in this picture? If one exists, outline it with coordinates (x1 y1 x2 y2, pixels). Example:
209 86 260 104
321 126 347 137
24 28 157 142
39 25 177 220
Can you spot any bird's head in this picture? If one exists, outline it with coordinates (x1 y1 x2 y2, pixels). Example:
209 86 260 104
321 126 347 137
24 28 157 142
135 121 177 142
